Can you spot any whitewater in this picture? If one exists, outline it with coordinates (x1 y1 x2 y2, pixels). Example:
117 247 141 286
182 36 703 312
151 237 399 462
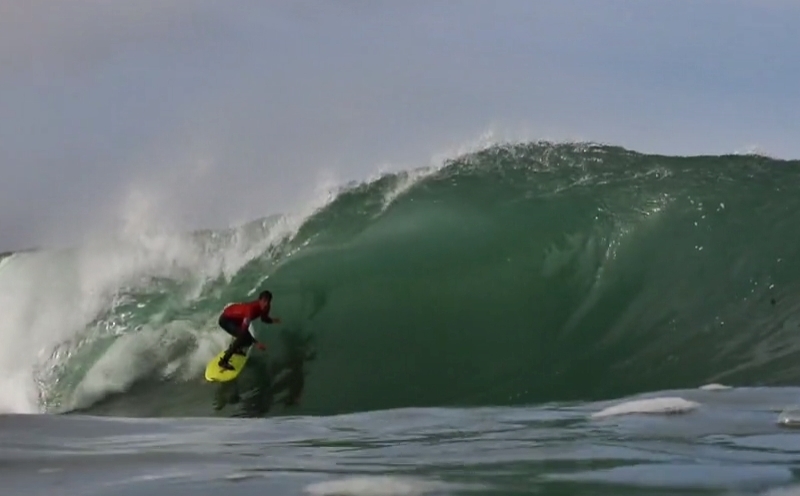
3 141 800 495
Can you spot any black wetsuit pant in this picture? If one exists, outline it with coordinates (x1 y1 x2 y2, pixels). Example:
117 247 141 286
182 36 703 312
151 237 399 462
219 315 255 364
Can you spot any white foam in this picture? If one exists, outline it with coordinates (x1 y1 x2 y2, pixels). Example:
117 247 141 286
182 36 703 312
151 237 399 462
0 244 220 413
0 180 338 414
700 383 732 391
305 476 453 496
776 407 800 428
592 397 700 418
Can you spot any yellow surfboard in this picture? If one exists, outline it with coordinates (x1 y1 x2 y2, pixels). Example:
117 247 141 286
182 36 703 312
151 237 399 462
204 350 249 382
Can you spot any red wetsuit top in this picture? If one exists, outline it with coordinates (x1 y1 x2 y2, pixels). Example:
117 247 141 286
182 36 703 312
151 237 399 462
221 301 272 331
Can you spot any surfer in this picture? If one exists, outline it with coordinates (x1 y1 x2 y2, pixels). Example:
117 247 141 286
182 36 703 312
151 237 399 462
217 290 281 370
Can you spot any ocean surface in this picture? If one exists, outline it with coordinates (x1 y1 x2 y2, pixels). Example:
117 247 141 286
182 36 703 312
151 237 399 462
2 141 800 495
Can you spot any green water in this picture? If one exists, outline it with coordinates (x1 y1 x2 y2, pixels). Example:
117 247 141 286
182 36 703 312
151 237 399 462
4 142 800 417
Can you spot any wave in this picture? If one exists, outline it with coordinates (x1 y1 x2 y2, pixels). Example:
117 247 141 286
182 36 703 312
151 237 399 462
1 141 799 417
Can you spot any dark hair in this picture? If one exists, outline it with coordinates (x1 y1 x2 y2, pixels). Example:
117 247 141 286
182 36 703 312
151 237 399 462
258 290 273 301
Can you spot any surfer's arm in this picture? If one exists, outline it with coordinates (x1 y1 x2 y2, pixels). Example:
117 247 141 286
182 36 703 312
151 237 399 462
260 312 280 324
250 329 267 350
242 318 267 350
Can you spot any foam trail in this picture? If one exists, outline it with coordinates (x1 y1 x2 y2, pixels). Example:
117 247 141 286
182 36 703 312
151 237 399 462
700 383 732 391
61 321 226 411
592 398 700 419
305 476 459 496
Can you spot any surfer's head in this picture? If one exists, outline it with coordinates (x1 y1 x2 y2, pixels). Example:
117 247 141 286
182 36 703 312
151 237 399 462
258 290 273 309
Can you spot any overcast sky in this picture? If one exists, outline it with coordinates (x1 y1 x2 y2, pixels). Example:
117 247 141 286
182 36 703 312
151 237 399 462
1 0 798 252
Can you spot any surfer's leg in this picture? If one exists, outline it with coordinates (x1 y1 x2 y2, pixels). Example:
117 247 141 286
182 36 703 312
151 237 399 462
234 332 255 355
218 316 240 338
218 316 245 369
226 333 250 356
219 343 239 370
219 333 252 370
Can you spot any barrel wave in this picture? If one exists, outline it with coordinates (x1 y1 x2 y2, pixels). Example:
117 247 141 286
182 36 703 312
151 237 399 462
2 142 800 417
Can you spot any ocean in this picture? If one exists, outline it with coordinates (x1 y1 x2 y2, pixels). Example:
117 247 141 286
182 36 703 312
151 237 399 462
2 141 800 495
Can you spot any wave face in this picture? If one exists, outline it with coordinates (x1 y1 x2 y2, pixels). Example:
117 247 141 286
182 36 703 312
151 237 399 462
2 142 800 417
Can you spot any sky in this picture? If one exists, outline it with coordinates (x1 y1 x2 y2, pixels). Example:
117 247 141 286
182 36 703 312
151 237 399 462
1 0 798 252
